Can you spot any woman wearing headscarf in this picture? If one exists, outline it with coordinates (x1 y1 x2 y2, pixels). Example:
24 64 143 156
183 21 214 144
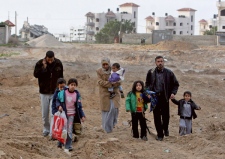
96 57 121 133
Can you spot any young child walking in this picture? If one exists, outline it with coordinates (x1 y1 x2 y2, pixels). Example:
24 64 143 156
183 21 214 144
56 78 85 152
125 81 150 141
171 91 201 136
108 63 125 98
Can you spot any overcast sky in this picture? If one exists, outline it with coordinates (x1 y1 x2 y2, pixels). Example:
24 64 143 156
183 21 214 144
0 0 218 35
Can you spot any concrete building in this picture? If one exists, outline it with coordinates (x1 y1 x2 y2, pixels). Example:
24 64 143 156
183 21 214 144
145 8 196 35
19 20 51 41
0 20 15 44
85 2 139 41
216 0 225 45
54 33 70 42
199 19 217 35
70 26 86 41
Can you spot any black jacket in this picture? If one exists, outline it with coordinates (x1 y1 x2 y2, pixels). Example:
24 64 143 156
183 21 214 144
145 67 179 101
33 58 63 94
171 99 200 119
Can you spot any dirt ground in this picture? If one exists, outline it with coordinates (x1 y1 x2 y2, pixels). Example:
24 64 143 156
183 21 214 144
0 43 225 159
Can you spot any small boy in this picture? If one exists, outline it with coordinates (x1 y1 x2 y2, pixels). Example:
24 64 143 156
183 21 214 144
171 91 201 136
108 63 125 99
52 78 67 116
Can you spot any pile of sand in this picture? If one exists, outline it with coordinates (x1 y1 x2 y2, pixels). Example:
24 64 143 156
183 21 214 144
26 34 65 47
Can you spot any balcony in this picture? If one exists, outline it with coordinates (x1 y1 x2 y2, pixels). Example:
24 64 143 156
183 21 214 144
86 22 95 26
165 26 174 29
147 26 155 30
86 31 95 35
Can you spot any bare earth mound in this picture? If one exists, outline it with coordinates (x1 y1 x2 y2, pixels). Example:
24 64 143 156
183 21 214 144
26 34 65 48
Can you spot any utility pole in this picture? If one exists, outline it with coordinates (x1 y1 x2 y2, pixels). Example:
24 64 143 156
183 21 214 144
119 14 123 43
15 11 17 38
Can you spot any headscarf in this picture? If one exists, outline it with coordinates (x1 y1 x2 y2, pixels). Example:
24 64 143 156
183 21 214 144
101 57 111 74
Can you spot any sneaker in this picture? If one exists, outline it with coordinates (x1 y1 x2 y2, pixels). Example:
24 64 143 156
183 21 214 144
141 136 148 141
43 132 49 137
68 147 73 151
165 130 169 137
120 91 125 98
109 92 116 99
57 142 63 148
156 136 163 141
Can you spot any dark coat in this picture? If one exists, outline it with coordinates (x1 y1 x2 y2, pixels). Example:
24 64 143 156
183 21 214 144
171 99 200 119
145 67 179 101
33 58 63 94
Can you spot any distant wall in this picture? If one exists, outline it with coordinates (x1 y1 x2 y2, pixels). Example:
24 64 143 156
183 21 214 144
122 33 152 44
122 33 217 46
0 27 6 44
173 35 217 46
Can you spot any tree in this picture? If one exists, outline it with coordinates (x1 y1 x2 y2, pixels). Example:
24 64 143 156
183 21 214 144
203 26 217 35
95 20 135 43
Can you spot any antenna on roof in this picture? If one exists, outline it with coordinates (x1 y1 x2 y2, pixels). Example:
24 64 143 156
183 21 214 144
27 17 28 22
8 11 10 20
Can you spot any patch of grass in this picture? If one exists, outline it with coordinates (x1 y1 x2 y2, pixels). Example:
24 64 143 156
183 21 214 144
0 53 20 57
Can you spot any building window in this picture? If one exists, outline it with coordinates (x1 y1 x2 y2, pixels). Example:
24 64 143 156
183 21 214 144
134 11 136 18
191 15 193 22
180 31 183 35
204 25 205 29
96 27 99 31
173 22 176 26
191 33 192 35
96 18 99 22
209 25 212 28
187 31 189 33
166 22 168 26
187 23 189 25
221 9 225 16
223 26 225 29
180 23 183 26
191 25 193 30
156 22 159 25
173 31 176 34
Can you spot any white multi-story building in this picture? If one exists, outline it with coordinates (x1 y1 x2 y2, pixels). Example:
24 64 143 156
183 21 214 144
85 2 139 41
216 0 225 45
199 19 217 35
69 26 86 41
145 8 196 35
54 33 70 42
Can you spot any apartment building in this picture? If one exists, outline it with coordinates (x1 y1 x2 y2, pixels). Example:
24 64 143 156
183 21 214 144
145 8 196 35
54 33 70 42
199 19 217 35
85 2 139 41
216 0 225 45
70 26 86 41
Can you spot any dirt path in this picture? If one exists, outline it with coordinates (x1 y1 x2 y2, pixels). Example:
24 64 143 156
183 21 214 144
0 44 224 159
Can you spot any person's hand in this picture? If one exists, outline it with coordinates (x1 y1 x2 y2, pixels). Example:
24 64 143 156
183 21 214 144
42 59 47 69
58 106 63 112
170 94 175 99
126 110 130 112
81 117 85 122
147 95 151 99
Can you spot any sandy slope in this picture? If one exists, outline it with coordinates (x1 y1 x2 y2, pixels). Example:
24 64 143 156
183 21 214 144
0 44 225 159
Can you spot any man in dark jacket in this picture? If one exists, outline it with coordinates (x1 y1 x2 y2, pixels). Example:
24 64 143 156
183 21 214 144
145 56 179 141
34 51 63 137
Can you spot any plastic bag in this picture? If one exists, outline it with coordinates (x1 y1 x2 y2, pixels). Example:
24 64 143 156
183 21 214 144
52 111 67 144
